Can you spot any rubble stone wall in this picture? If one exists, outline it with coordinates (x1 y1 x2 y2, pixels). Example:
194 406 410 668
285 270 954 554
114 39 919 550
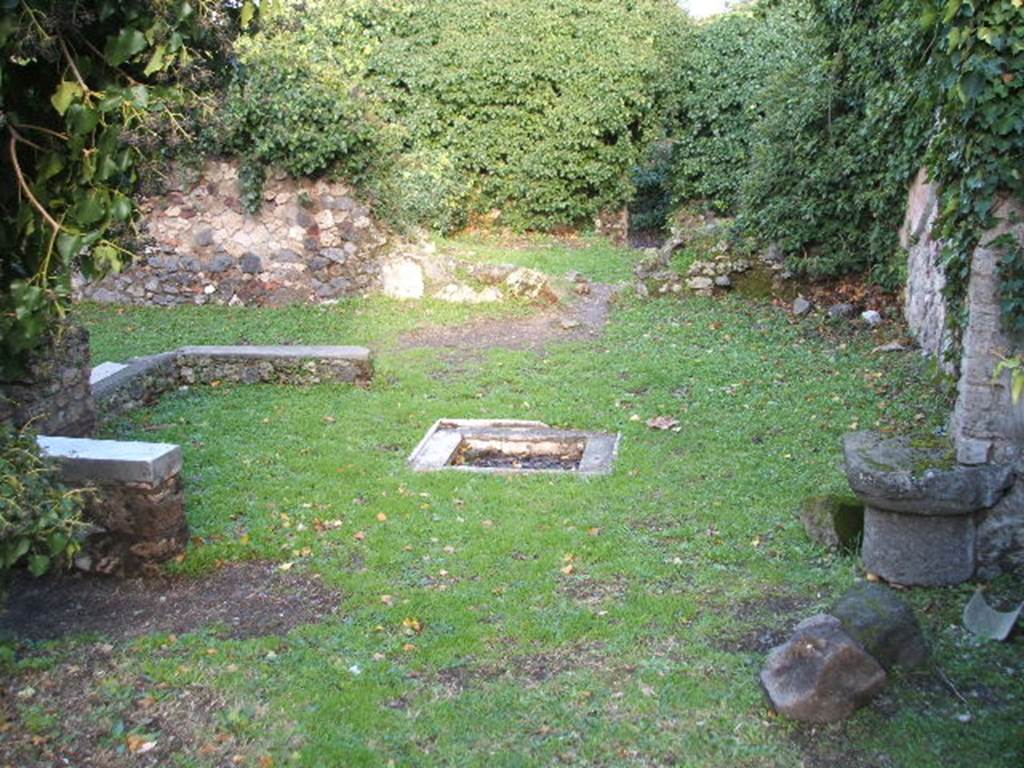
78 160 390 307
0 323 95 437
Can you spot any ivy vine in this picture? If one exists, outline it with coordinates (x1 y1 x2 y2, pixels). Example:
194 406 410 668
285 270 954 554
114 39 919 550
926 0 1024 342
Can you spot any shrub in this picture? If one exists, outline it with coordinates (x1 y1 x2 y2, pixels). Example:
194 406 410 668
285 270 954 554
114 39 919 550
737 0 935 285
668 4 809 214
214 0 690 231
0 426 85 577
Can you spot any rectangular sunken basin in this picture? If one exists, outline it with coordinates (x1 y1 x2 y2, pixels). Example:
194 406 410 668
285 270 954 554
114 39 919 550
409 419 620 476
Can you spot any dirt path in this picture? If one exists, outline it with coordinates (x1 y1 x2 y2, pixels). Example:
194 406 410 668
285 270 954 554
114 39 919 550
399 283 619 354
0 561 340 642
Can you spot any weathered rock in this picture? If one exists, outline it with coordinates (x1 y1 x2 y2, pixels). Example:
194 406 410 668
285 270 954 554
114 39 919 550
861 310 883 327
760 614 887 723
208 254 234 273
793 297 812 316
976 471 1024 579
686 276 713 291
240 253 262 274
828 303 856 320
800 494 864 553
902 168 953 366
843 431 1015 516
845 431 1015 585
831 583 929 670
505 268 557 304
435 283 502 304
714 275 732 288
470 263 518 286
380 258 425 300
950 196 1024 465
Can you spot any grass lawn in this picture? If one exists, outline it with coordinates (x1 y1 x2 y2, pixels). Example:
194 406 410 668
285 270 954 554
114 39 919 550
2 237 1022 767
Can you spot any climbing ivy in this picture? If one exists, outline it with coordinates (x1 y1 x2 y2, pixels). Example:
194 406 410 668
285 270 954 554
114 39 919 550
925 0 1024 339
212 0 690 232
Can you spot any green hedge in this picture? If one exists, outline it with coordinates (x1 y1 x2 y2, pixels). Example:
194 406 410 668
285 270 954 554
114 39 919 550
213 0 689 231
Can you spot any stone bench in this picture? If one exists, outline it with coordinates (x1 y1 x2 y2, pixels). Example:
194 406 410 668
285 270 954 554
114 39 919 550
37 435 187 576
93 344 373 419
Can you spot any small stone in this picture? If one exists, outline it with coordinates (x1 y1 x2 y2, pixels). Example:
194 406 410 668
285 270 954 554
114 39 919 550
505 268 558 303
760 614 887 723
208 254 234 273
193 228 215 248
793 297 812 316
828 302 856 320
861 310 883 327
714 275 732 288
560 320 582 330
873 342 907 353
240 253 262 274
831 582 929 670
686 276 713 291
203 284 216 295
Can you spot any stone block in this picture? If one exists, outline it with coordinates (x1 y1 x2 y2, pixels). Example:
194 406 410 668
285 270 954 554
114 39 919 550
831 582 929 669
36 435 182 485
760 614 886 723
800 494 864 553
862 505 976 586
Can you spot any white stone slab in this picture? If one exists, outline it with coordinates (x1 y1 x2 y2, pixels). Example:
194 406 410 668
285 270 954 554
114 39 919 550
36 435 182 484
90 361 128 385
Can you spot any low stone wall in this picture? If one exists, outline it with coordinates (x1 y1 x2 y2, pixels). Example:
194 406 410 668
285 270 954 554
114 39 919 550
37 436 187 576
94 345 374 421
0 323 96 437
78 160 390 307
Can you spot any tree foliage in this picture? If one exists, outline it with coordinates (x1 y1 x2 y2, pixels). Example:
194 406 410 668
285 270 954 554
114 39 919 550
0 0 247 376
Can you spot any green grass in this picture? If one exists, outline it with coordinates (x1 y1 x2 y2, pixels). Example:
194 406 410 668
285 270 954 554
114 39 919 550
9 238 1024 767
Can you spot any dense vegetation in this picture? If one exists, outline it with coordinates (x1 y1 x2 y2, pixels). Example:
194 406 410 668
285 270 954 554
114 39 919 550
215 0 689 232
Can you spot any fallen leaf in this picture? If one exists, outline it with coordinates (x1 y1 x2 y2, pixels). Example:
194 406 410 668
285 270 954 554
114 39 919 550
354 531 366 541
646 416 680 430
278 562 294 571
402 617 423 633
560 564 575 576
376 512 388 522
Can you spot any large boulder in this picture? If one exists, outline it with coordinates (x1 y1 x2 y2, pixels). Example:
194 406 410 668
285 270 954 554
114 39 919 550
760 614 887 723
831 583 929 670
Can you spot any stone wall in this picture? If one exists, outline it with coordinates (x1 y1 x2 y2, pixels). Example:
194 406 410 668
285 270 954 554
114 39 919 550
79 160 390 307
900 169 952 368
950 196 1024 465
0 323 95 437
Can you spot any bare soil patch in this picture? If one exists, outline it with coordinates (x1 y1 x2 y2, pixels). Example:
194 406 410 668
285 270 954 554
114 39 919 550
400 283 617 354
715 592 818 654
0 561 341 643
